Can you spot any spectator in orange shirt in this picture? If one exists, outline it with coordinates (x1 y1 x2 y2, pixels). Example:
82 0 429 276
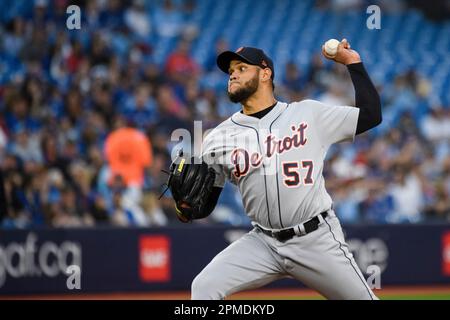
104 119 153 188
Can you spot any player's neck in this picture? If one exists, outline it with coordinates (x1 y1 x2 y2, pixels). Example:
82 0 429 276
241 91 277 115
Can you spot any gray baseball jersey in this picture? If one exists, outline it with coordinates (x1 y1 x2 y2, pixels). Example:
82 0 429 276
195 99 377 300
202 100 359 229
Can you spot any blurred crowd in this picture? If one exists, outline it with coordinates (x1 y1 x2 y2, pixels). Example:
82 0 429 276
0 0 449 228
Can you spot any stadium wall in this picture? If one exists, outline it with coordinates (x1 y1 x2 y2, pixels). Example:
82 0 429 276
0 224 450 295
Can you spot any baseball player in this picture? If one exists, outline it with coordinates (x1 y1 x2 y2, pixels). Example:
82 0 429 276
165 39 382 300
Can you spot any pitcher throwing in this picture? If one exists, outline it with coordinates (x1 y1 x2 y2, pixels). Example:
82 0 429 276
165 39 382 300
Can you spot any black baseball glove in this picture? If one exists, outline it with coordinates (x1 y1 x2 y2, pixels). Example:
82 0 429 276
162 154 216 223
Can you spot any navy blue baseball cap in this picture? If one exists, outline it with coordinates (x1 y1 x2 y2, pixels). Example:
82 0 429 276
217 47 275 79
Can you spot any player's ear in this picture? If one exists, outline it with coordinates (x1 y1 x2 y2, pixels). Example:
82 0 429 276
261 68 272 83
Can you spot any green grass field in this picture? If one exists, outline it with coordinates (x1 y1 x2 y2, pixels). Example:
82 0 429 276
379 293 450 300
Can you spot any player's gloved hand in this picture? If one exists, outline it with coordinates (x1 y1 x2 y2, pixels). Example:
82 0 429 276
175 202 194 223
164 154 216 223
322 38 361 65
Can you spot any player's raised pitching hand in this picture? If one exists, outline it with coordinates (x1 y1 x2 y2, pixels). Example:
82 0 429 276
322 39 361 65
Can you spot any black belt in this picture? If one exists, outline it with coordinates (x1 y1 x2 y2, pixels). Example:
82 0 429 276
256 211 328 242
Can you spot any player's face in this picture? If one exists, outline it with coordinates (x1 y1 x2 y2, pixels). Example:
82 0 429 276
227 60 260 103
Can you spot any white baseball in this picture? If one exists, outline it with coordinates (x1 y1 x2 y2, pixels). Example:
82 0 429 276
324 39 340 57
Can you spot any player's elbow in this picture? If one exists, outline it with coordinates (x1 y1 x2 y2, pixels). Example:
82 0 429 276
364 109 382 133
365 97 382 130
372 110 382 129
374 113 382 128
372 98 382 128
355 103 382 135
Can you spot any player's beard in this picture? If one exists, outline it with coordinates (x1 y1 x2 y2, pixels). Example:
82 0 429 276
227 72 259 104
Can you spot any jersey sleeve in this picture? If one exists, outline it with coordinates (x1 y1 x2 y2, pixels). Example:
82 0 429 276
308 99 360 146
201 131 226 188
210 164 226 188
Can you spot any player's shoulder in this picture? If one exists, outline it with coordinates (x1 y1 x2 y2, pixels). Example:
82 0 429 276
284 99 325 116
290 99 325 108
202 116 234 147
206 116 234 137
